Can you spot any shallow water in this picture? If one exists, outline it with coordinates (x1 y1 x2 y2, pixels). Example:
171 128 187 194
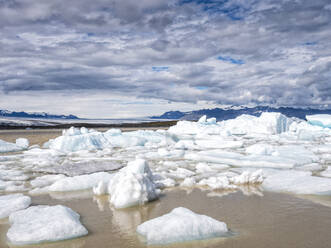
1 189 331 248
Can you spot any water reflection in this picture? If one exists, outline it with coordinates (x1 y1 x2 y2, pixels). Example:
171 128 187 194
49 190 93 200
93 195 108 211
239 185 264 197
110 202 159 234
7 237 86 248
206 185 263 198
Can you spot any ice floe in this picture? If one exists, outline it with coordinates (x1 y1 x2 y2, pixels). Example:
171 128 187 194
48 172 114 192
47 127 110 152
7 205 88 245
0 138 29 153
306 114 331 128
0 194 31 219
1 112 331 199
262 169 331 195
137 207 228 244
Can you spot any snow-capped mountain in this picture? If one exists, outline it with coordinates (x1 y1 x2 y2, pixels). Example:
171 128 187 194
0 109 78 119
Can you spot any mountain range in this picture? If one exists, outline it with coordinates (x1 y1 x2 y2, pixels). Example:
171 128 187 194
0 109 78 119
152 106 331 121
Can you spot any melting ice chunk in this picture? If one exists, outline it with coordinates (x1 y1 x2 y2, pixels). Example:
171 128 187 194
49 172 113 192
0 138 29 153
306 114 331 128
137 207 228 245
7 205 88 245
0 194 31 219
108 159 159 208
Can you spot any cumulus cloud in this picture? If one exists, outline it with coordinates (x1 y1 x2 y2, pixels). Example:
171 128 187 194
1 0 331 116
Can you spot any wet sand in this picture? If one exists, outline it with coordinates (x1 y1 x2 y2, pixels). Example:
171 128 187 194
1 189 331 248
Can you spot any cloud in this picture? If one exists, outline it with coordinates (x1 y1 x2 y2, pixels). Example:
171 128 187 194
1 0 331 117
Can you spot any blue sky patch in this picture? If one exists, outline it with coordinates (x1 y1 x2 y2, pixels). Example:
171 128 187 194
152 66 169 72
304 41 317 46
217 56 244 65
180 0 247 20
195 86 209 90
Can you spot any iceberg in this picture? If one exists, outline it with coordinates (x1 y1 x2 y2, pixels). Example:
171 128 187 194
306 114 331 128
229 170 264 185
30 174 67 188
219 112 293 135
137 207 228 244
7 205 88 245
0 194 31 219
39 159 122 176
49 172 114 192
169 112 293 136
180 177 196 187
262 169 331 195
186 144 317 169
0 138 29 153
47 127 110 152
108 159 159 208
15 138 29 149
198 176 237 190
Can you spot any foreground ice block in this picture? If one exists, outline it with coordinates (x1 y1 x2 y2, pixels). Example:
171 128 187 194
137 207 228 245
7 205 88 245
108 159 159 208
0 194 31 219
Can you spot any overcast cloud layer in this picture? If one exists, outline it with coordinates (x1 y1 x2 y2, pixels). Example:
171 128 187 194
1 0 331 117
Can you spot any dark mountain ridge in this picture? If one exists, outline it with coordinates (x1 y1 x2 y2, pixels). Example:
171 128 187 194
152 106 331 121
0 109 78 119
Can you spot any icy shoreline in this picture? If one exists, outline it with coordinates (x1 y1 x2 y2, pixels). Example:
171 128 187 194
1 112 331 244
1 112 330 196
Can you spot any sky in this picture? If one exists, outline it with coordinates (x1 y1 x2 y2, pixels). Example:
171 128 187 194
0 0 331 118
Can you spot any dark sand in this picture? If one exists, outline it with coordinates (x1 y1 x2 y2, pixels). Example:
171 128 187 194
1 189 331 248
